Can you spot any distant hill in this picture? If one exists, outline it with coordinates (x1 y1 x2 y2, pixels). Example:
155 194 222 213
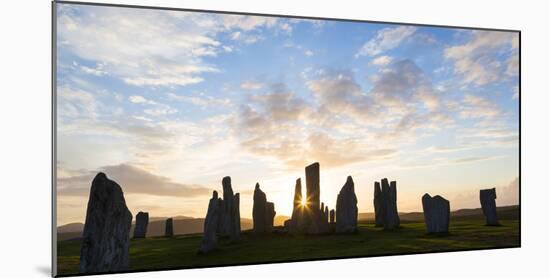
57 206 518 241
358 205 519 222
58 217 253 241
57 222 84 234
274 215 290 226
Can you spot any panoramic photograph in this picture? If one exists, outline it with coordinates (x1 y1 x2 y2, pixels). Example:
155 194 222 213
55 2 520 276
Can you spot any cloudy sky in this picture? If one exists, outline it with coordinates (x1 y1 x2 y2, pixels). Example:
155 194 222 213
56 3 519 226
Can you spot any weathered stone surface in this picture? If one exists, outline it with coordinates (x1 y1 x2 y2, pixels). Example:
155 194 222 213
231 193 241 240
253 183 277 234
373 182 383 227
266 201 276 233
305 162 321 211
422 193 450 234
289 178 305 233
80 173 132 274
381 178 400 230
165 218 173 237
216 177 240 240
284 219 292 230
335 176 358 233
199 191 221 253
329 209 335 225
480 188 499 226
253 183 267 234
305 162 324 234
133 211 149 239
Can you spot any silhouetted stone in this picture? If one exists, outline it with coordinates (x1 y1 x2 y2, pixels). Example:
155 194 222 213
266 202 276 233
80 173 132 273
329 209 335 225
253 183 267 234
289 178 305 233
215 177 240 240
199 191 221 253
133 211 149 238
253 183 277 234
305 162 324 234
480 188 499 226
336 176 358 233
165 218 173 237
324 206 329 224
380 179 400 230
284 219 292 230
422 194 450 234
373 182 383 227
231 193 241 240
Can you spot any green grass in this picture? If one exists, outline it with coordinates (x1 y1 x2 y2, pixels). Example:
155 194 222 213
57 219 519 276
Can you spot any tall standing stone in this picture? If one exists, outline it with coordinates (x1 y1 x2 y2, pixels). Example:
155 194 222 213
253 183 267 234
253 183 277 234
305 162 323 234
381 179 400 230
289 178 304 233
329 209 335 225
231 193 241 240
422 193 450 234
221 176 233 235
165 218 174 237
216 177 240 240
324 206 329 224
133 211 149 238
199 191 221 254
266 202 276 233
480 188 499 226
336 176 358 233
321 202 326 223
79 173 132 273
373 182 383 227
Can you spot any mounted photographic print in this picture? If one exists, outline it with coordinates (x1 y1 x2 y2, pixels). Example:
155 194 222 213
53 1 520 277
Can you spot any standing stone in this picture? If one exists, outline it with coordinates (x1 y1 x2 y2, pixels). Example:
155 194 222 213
221 176 234 236
305 162 323 234
329 209 335 225
253 183 277 234
422 193 450 234
289 178 304 233
253 183 267 234
79 173 132 273
381 179 400 230
335 176 358 233
324 206 329 224
216 177 240 240
480 188 499 226
266 202 276 233
373 182 383 227
165 218 174 237
321 202 326 223
133 211 149 238
231 193 241 240
199 191 221 253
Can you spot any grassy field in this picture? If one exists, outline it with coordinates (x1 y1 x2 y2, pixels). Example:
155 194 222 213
57 218 519 276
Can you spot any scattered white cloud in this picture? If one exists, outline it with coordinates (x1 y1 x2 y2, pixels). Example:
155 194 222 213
58 163 211 197
304 50 314 57
167 92 231 108
460 94 500 119
129 95 156 105
240 81 265 90
370 55 392 66
57 5 294 87
444 30 518 85
356 26 417 57
512 85 519 100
